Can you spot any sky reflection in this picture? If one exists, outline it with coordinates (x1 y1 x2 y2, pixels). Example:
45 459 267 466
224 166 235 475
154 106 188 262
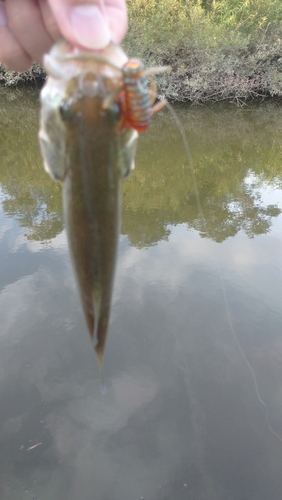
1 101 282 499
2 194 282 498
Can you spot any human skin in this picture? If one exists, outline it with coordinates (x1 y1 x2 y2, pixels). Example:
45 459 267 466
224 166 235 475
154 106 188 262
0 0 128 71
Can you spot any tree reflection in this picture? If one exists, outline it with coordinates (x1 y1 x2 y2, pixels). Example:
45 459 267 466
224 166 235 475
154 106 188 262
122 104 282 246
193 184 281 243
0 89 63 242
0 91 281 246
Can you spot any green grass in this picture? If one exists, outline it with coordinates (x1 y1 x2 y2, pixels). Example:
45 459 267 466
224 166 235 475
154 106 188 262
124 0 282 57
2 0 282 102
123 0 282 103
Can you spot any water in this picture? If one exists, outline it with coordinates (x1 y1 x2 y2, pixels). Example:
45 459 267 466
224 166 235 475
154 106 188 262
1 89 282 499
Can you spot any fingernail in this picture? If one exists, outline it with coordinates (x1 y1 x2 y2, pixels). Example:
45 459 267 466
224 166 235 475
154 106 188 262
0 1 8 27
69 5 111 50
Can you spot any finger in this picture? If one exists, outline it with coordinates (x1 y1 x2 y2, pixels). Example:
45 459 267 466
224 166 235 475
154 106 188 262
38 0 60 41
0 1 32 71
104 0 128 44
48 0 111 50
48 0 127 50
5 0 54 63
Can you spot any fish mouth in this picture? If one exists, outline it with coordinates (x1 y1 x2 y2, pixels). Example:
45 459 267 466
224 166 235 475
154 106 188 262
43 39 128 83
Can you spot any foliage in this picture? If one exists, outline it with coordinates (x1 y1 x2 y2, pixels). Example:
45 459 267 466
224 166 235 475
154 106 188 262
126 0 282 48
0 89 63 242
122 0 282 103
125 0 220 56
121 103 282 246
1 1 282 102
1 90 281 247
163 38 282 103
212 0 282 33
0 63 45 87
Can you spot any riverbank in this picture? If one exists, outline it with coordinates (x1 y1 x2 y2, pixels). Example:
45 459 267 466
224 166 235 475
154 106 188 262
2 39 282 104
1 0 282 104
124 35 282 104
0 62 44 87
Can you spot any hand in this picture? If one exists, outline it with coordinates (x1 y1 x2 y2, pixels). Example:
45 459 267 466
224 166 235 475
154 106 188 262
0 0 128 71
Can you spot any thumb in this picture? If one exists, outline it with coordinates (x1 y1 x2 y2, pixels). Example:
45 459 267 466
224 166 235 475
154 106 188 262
47 0 127 50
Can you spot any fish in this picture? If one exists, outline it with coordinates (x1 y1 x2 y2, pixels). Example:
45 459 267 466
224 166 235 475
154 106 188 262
39 39 169 371
39 39 138 371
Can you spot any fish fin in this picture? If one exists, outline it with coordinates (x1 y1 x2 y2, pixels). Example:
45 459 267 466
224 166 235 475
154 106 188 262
43 54 65 79
92 289 101 345
94 342 106 393
118 128 139 177
39 131 67 181
39 94 68 181
94 342 103 368
102 89 120 110
91 289 105 376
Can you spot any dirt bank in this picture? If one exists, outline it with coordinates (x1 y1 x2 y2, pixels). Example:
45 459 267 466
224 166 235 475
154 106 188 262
1 38 282 104
0 62 45 87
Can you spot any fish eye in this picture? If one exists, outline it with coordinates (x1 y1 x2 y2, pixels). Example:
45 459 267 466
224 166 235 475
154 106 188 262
59 100 75 121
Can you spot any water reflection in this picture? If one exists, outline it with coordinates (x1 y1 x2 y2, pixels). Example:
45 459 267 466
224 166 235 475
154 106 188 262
0 88 63 242
0 90 282 245
1 90 282 499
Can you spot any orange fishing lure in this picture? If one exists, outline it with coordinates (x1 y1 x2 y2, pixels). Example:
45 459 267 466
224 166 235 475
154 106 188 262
119 59 170 133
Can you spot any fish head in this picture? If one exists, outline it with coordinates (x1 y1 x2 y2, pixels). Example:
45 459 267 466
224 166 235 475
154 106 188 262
39 39 131 181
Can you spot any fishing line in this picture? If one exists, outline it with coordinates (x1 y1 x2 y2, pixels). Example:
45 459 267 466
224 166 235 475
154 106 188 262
158 98 204 222
219 271 282 443
154 90 282 443
147 80 204 220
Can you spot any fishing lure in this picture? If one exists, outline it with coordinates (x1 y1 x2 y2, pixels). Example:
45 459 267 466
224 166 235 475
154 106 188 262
119 58 170 132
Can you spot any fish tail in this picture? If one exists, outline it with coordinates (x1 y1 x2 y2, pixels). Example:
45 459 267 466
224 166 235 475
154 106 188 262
94 343 107 394
94 342 103 372
92 288 101 345
91 288 107 392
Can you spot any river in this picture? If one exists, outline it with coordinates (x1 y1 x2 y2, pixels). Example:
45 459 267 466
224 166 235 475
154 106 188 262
1 88 282 499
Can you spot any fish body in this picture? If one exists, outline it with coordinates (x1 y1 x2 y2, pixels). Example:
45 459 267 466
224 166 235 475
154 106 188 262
62 98 122 366
39 40 138 367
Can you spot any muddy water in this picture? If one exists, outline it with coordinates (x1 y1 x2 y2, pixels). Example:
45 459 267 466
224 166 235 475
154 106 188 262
1 89 282 499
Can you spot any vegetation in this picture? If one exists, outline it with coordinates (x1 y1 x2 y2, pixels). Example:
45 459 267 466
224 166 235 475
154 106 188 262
0 62 44 87
123 0 282 102
122 103 282 246
125 0 282 51
1 1 282 102
1 89 282 246
0 89 63 242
